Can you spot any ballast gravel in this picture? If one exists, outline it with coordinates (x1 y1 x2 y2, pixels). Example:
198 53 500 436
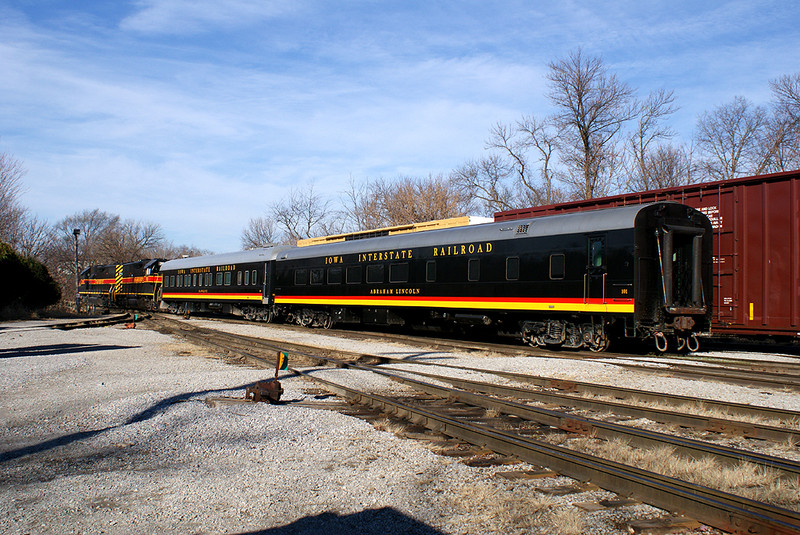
2 318 786 534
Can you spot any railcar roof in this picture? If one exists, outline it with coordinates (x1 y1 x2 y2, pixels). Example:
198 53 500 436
160 246 290 271
279 202 670 260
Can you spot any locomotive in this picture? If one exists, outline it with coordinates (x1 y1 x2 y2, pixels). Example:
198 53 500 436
77 259 163 311
82 202 713 352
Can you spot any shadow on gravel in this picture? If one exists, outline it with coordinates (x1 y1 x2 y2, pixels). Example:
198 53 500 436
0 343 139 359
0 381 261 463
0 428 114 463
240 508 447 535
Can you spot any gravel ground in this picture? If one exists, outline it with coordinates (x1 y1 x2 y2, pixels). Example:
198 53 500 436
3 318 790 534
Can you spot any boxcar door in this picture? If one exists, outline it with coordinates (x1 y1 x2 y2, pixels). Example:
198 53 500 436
585 236 606 305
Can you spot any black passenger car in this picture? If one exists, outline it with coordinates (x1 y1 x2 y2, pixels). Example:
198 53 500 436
272 202 712 351
159 247 288 321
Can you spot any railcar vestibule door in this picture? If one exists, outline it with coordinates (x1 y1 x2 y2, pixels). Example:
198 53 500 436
658 226 705 312
262 262 272 304
585 235 606 304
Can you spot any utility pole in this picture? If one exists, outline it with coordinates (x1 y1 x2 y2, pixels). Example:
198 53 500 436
73 228 81 313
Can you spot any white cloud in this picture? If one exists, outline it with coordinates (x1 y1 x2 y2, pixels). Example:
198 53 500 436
3 1 800 252
120 0 299 34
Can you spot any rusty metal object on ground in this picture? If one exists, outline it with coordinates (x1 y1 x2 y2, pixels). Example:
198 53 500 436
246 379 284 403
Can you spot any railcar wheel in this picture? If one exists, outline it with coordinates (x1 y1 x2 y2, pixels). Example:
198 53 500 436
654 332 668 353
588 335 610 352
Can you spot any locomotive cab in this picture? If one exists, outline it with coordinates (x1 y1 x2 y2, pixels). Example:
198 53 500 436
634 203 713 351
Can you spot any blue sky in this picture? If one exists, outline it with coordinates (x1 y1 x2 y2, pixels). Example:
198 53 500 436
2 1 798 253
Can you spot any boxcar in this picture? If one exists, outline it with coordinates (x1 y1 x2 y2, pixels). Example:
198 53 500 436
494 170 800 339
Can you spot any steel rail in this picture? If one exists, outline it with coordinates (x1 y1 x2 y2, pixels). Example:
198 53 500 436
333 362 800 479
364 354 800 424
619 354 800 375
149 315 800 428
295 368 800 535
610 361 800 390
375 364 800 443
50 313 132 330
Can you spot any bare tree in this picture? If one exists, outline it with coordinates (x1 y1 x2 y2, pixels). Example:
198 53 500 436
451 118 564 215
695 96 769 180
547 49 638 198
15 215 52 259
152 242 210 260
340 176 386 232
241 217 277 249
771 73 800 122
485 123 531 196
516 115 564 205
625 89 681 190
0 151 28 246
378 174 471 225
627 144 696 191
98 220 165 263
450 155 516 215
271 184 335 244
50 210 119 270
761 73 800 173
342 175 472 229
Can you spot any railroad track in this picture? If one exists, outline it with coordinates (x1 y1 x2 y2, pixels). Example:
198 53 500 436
150 314 800 427
49 313 134 330
146 314 800 534
184 313 800 390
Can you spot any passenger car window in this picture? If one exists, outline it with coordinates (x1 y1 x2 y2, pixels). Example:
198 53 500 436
346 266 362 284
550 254 565 280
426 261 436 282
224 272 232 286
252 270 257 285
367 264 384 284
216 272 223 285
389 263 409 283
328 267 342 284
506 257 520 280
589 238 604 268
237 271 243 285
244 271 250 285
295 269 307 286
468 259 480 282
311 268 324 285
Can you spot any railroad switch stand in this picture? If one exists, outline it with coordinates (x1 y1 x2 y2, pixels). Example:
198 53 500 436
245 379 284 404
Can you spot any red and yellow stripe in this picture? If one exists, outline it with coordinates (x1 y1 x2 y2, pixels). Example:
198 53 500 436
82 276 162 285
162 292 263 302
274 295 634 314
